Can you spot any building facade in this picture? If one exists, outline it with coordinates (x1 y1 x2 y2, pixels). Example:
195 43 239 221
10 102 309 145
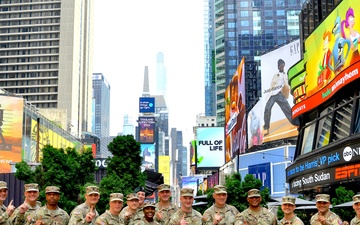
0 0 94 136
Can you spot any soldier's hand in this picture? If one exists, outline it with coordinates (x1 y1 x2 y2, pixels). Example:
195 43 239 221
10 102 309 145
213 211 222 224
155 209 163 220
35 216 44 225
6 200 15 216
85 206 96 223
124 211 132 220
180 214 188 225
318 215 326 225
243 220 249 225
19 201 29 214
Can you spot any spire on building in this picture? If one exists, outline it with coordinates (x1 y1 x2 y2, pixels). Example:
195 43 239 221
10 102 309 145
142 66 150 97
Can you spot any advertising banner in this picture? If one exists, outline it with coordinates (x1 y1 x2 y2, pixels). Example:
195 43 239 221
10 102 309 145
138 117 155 143
140 143 156 170
139 97 155 113
196 127 225 168
190 140 196 166
289 0 360 118
248 162 272 193
158 156 170 184
247 100 263 148
182 175 204 191
225 58 246 162
0 95 24 173
261 40 300 141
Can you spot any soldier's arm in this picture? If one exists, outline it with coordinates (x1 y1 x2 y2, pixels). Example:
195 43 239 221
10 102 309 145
69 209 89 225
201 209 214 225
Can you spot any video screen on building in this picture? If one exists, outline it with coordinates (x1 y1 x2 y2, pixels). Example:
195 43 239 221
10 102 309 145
260 39 300 142
138 117 155 143
139 97 155 113
140 143 155 170
196 127 225 168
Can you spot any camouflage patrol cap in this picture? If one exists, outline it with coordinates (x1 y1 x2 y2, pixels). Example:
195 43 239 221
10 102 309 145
127 193 139 201
110 193 123 202
158 184 171 192
25 183 39 192
180 188 194 197
86 185 100 195
45 186 60 193
213 185 227 194
0 181 8 190
247 189 261 198
282 196 296 205
315 194 330 202
353 194 360 204
142 201 156 209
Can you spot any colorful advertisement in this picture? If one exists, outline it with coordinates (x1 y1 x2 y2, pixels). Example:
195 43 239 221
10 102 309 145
196 127 225 168
190 140 196 166
140 143 156 170
139 97 155 113
225 58 247 163
138 117 155 143
289 0 360 118
248 162 272 193
181 175 204 191
247 100 263 148
158 156 170 185
261 39 300 141
0 95 24 173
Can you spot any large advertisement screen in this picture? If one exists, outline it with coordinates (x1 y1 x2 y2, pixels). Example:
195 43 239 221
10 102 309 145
225 58 246 163
196 127 225 168
140 143 156 170
260 40 300 141
139 97 155 113
248 162 272 193
138 117 155 143
247 100 263 148
158 156 170 185
289 0 360 118
0 95 24 173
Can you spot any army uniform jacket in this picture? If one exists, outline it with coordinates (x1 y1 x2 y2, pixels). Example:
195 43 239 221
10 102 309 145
235 207 277 225
310 210 342 225
279 216 304 225
134 217 159 225
0 204 10 225
350 215 360 225
168 208 202 225
154 202 178 225
119 208 141 225
202 204 239 225
25 205 69 225
8 201 41 225
69 203 99 225
95 210 124 225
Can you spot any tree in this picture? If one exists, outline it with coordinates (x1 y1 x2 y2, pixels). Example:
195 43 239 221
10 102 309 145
332 186 355 223
15 145 96 213
97 135 146 213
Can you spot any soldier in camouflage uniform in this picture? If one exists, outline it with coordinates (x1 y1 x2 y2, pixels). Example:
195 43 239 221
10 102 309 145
154 184 178 225
278 196 303 225
121 189 146 224
25 186 69 225
95 193 124 225
135 201 159 225
350 194 360 225
69 185 100 225
9 183 42 225
234 189 276 225
0 181 15 225
168 188 202 225
120 193 142 225
310 194 342 225
202 185 239 225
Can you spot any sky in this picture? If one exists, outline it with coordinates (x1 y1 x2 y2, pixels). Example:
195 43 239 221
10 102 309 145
92 1 205 145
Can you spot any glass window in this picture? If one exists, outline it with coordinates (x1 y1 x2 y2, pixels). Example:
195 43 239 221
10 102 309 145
276 0 285 6
265 20 274 26
277 10 285 16
278 20 286 26
228 32 235 37
332 102 352 141
354 98 360 134
240 1 248 7
229 60 237 66
228 22 236 28
316 115 332 148
301 123 316 154
264 0 272 6
241 21 249 26
240 11 249 17
227 13 236 19
227 4 235 9
265 10 273 17
240 30 250 34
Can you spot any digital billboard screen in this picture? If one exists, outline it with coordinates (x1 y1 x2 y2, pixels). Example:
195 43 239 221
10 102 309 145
196 127 225 168
140 143 156 170
138 117 155 143
139 97 155 113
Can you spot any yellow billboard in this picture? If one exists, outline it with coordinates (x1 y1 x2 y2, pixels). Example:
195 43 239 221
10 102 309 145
158 156 170 185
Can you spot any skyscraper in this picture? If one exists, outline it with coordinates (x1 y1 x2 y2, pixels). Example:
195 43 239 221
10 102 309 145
156 52 167 101
92 73 110 138
0 0 94 136
210 0 302 126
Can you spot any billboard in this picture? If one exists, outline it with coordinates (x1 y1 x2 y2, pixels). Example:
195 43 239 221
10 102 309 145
289 0 360 118
139 97 155 113
248 162 272 193
196 127 225 168
247 100 263 148
140 143 156 170
181 175 204 191
225 58 247 163
138 117 155 143
260 40 300 141
158 156 170 184
0 95 24 173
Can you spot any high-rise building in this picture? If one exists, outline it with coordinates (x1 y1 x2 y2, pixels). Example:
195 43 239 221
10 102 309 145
123 114 135 136
92 73 110 140
210 0 302 126
156 52 167 101
0 0 94 136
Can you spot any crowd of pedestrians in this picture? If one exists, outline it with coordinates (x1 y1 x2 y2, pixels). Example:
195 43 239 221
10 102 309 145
1 180 360 225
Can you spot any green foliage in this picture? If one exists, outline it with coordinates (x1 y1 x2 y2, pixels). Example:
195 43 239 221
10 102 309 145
15 145 96 214
98 135 146 213
332 186 355 222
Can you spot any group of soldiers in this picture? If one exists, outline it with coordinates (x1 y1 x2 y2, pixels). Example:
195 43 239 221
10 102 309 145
1 180 360 225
